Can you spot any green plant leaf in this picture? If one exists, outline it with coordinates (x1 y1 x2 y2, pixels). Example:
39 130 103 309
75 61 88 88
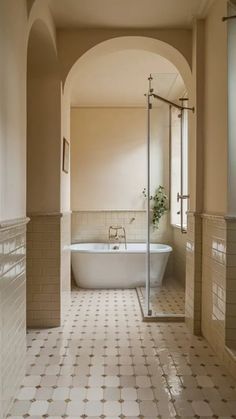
142 185 168 229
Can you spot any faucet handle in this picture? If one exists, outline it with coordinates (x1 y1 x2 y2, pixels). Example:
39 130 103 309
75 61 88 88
110 225 123 230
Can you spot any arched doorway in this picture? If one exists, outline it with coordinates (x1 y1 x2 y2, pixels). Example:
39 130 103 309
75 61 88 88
63 35 195 321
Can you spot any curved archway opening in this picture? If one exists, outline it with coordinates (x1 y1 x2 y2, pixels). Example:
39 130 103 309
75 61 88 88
64 35 192 101
65 35 191 317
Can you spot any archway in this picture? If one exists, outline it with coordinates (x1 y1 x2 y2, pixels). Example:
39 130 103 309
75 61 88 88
62 35 193 204
64 35 194 320
64 35 192 97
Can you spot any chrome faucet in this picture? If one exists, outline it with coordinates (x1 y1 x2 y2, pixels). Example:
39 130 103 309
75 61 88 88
108 226 127 249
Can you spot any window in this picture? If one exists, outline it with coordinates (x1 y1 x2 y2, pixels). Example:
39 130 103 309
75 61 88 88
170 105 188 228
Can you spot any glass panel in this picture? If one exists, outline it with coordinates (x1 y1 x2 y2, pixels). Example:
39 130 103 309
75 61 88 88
170 103 188 229
170 107 181 226
143 73 175 316
144 80 152 316
142 72 188 317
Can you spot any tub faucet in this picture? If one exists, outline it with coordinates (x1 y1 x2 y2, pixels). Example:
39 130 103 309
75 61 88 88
108 226 127 249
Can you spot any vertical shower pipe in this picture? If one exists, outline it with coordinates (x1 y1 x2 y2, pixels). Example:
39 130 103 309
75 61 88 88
178 98 189 233
180 106 184 232
169 105 172 210
145 75 152 316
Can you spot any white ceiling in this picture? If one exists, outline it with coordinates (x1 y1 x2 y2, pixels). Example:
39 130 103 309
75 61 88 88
48 0 213 29
70 50 185 107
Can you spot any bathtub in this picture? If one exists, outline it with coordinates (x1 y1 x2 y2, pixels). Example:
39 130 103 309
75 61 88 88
71 242 172 289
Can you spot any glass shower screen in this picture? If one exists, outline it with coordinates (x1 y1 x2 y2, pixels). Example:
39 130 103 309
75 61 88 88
144 73 177 317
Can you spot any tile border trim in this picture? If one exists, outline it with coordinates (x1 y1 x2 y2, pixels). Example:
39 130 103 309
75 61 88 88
188 211 236 222
72 209 147 213
187 211 233 221
0 216 30 231
27 211 71 217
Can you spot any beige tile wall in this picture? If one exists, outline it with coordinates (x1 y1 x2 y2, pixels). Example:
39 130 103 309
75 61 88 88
201 214 236 378
61 213 71 320
71 210 172 244
172 226 187 286
202 215 226 354
27 213 71 328
225 219 236 350
185 212 202 334
0 218 28 419
27 215 61 327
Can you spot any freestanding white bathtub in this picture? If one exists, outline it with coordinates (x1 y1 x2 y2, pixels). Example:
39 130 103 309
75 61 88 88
71 243 172 289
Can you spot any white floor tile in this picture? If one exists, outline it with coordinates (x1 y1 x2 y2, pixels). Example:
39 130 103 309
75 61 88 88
28 401 49 416
7 289 236 419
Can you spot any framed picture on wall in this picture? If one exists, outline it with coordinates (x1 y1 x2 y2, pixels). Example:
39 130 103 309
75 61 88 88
63 137 69 173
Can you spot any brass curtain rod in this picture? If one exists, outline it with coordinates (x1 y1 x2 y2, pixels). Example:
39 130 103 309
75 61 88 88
151 93 195 113
222 15 236 21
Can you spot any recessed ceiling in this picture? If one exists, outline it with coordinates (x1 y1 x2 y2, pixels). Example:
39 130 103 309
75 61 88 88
70 49 185 107
48 0 213 29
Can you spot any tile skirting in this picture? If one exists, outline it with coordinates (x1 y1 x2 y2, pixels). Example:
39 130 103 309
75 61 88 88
201 212 236 223
60 213 71 322
26 212 71 328
201 213 225 220
0 216 30 230
201 212 236 378
27 211 72 217
0 217 28 419
185 212 202 335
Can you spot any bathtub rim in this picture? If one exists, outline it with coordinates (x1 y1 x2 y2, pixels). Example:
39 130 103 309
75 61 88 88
70 242 173 254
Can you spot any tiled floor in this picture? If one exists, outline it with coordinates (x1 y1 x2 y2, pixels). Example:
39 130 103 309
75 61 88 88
8 289 236 418
138 279 185 318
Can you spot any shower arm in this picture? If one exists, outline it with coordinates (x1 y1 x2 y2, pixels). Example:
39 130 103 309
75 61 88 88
222 15 236 21
151 92 195 113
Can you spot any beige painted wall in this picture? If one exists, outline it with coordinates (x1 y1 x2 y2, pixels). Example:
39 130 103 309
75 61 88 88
0 1 72 414
26 8 71 329
0 0 27 222
188 19 204 213
61 90 71 212
0 2 28 418
0 0 65 221
27 78 61 214
203 0 228 214
71 107 169 211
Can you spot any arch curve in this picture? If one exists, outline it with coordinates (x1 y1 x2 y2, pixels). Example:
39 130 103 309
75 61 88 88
27 0 57 53
64 35 192 99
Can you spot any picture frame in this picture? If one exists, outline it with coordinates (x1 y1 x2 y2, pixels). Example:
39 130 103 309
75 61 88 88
63 137 69 173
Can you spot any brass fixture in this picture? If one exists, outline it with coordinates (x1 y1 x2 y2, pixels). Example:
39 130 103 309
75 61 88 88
108 226 127 249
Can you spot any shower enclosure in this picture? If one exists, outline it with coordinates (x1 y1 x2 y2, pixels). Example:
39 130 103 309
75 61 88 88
143 73 194 318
